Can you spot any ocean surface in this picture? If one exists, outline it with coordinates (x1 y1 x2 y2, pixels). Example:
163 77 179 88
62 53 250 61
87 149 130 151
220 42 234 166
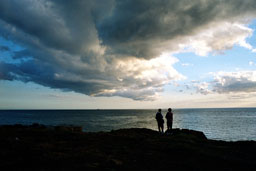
0 108 255 141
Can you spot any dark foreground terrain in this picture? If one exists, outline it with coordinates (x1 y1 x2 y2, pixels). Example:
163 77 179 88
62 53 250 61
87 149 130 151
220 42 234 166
0 124 255 171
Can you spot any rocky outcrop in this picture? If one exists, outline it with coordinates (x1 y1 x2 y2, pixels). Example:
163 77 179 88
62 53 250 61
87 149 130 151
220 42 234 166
0 124 255 171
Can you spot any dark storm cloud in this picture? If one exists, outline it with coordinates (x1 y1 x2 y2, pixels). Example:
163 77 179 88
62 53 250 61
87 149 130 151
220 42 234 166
0 45 9 51
97 0 256 58
0 62 17 80
0 0 114 55
0 0 256 100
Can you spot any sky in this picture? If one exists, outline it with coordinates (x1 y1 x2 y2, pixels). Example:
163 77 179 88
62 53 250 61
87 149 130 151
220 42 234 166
1 0 256 109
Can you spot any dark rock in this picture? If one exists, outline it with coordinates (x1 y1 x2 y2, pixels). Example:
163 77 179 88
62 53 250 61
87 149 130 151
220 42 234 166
54 125 83 132
166 128 208 140
0 125 255 171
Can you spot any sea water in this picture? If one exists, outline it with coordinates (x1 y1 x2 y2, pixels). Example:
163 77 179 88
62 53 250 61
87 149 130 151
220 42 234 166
0 108 255 141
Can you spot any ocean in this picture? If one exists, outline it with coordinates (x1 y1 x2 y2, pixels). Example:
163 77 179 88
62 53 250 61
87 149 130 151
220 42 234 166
0 108 255 141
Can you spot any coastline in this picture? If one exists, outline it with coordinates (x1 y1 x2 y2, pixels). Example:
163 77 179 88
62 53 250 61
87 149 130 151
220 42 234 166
0 124 255 170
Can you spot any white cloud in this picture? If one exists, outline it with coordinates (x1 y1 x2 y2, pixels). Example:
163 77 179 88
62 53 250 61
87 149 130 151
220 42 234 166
193 71 256 95
249 61 255 66
181 63 193 67
212 71 256 93
179 22 254 56
193 82 211 95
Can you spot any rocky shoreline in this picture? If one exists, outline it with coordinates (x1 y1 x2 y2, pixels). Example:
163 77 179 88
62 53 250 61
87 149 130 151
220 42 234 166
0 124 255 170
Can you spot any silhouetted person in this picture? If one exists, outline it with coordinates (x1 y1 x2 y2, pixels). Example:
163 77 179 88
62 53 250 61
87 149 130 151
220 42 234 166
155 109 164 133
165 108 173 131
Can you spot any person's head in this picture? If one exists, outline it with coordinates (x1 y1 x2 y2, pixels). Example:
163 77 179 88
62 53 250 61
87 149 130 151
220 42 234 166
158 109 161 112
168 108 172 112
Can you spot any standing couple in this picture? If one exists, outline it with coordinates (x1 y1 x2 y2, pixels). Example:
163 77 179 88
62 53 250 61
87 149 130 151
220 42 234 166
155 108 173 133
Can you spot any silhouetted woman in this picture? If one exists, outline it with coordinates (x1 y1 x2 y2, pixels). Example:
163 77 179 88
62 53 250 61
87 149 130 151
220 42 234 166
155 109 164 133
165 108 173 131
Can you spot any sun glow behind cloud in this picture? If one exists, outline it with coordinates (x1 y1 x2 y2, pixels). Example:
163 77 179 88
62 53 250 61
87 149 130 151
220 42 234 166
93 53 185 101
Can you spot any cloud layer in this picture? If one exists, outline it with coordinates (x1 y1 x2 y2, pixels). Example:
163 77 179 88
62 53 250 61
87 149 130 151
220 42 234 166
192 71 256 97
1 0 256 100
212 71 256 93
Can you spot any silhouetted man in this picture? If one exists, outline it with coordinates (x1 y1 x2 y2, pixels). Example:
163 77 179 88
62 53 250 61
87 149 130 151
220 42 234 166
155 109 164 133
165 108 173 131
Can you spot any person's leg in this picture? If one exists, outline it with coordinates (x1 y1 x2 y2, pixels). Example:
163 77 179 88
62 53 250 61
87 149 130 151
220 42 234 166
158 122 161 132
169 121 173 133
